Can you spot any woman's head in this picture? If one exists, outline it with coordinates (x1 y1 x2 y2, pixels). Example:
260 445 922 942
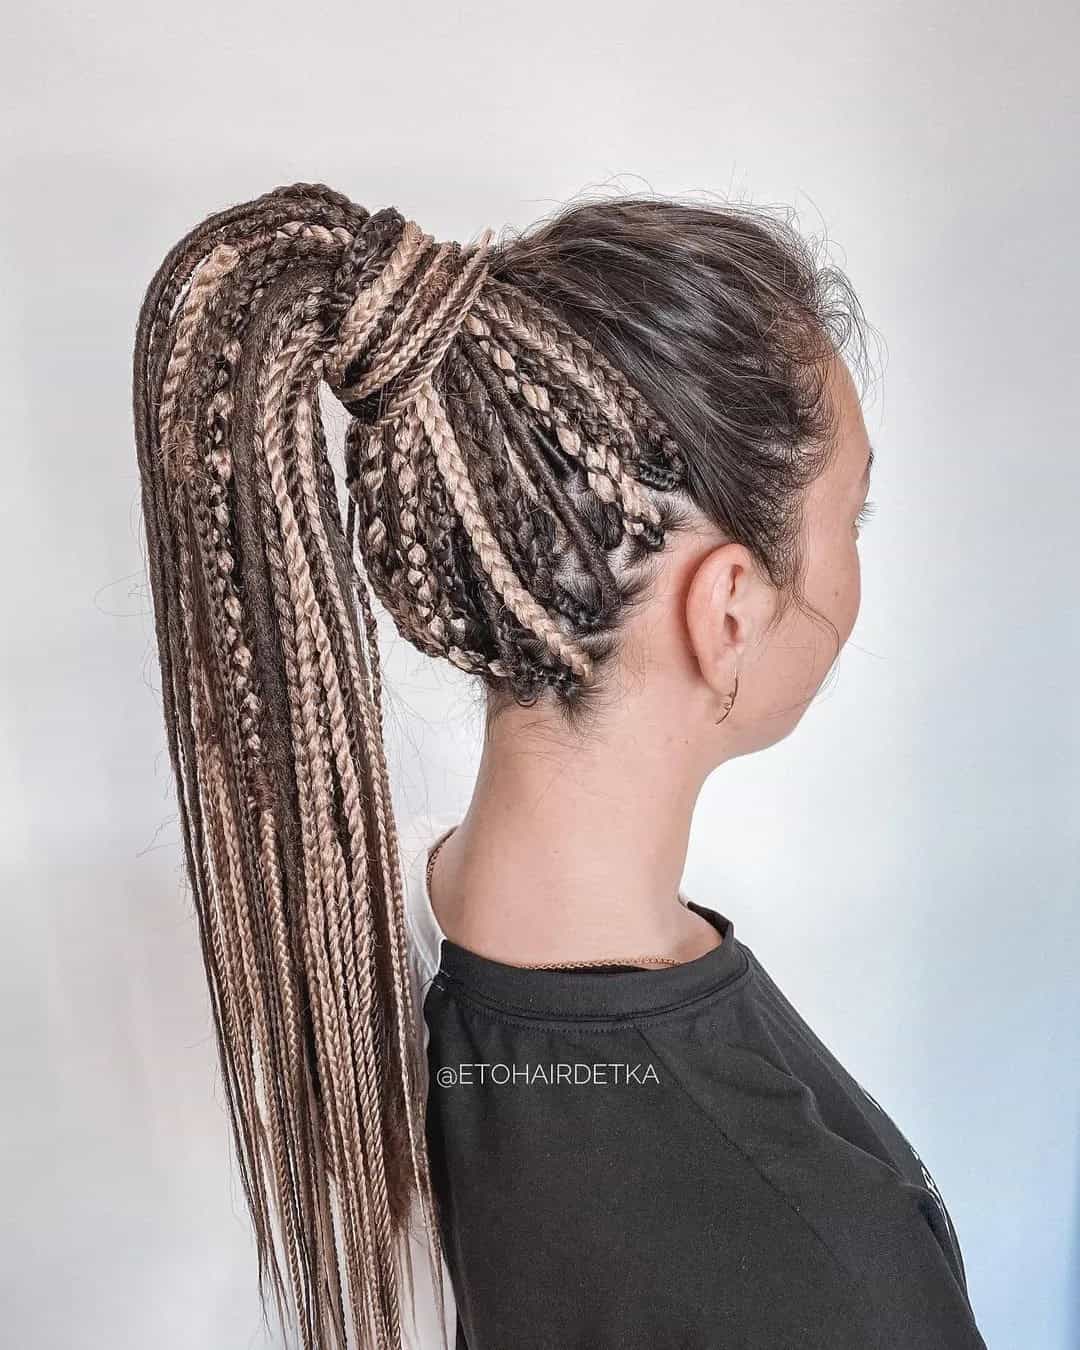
132 182 873 1350
324 191 875 749
482 197 876 758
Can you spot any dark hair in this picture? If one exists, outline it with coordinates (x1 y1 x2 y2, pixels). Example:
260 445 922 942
132 182 872 1350
485 192 873 722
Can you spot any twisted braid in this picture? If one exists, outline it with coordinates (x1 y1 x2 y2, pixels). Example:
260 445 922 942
133 182 692 1350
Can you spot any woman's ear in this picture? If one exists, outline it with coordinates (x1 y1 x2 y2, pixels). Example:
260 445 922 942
684 541 760 701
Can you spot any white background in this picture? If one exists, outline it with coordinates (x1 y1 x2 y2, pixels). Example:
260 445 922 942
2 2 1077 1346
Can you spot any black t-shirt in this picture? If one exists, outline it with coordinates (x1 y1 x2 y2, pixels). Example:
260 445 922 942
402 814 987 1350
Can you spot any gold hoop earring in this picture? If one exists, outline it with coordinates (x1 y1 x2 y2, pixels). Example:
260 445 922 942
715 667 739 724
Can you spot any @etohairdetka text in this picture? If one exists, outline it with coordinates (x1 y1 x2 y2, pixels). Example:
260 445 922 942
434 1061 660 1087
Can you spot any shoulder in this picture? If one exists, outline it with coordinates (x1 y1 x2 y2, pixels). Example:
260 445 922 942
396 807 459 984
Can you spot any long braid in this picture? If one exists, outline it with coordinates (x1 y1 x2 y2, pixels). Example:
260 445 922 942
132 182 691 1349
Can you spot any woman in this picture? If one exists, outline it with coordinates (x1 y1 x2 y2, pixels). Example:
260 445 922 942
132 182 987 1349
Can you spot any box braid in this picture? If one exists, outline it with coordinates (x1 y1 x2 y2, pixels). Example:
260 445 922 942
131 182 706 1350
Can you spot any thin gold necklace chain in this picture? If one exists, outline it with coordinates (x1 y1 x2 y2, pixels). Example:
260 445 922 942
425 835 680 970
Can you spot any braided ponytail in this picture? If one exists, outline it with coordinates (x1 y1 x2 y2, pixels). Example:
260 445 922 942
132 182 690 1348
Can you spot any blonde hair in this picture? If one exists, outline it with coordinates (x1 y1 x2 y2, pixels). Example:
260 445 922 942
131 182 699 1348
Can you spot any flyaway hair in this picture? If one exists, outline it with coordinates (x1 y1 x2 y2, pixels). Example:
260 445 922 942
131 182 695 1349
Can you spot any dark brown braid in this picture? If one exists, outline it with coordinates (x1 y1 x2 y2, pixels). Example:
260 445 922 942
131 182 709 1350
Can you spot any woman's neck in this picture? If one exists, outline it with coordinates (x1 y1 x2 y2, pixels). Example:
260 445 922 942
427 701 722 966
